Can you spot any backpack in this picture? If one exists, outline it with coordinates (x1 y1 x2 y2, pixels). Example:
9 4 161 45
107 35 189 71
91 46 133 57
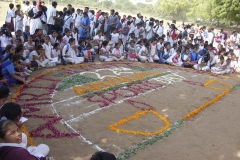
55 17 63 26
122 25 130 36
27 7 35 18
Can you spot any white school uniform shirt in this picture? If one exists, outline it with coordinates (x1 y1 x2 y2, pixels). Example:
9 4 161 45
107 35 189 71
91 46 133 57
72 13 77 23
147 27 154 40
0 35 12 48
63 15 73 30
93 35 104 46
72 32 79 45
112 48 122 56
52 49 60 58
46 6 57 25
155 25 164 37
234 49 240 58
208 32 214 43
129 23 135 34
6 9 15 23
111 33 119 44
13 35 24 43
49 35 56 45
29 51 39 61
15 15 23 31
150 44 157 55
75 14 82 28
88 12 93 21
136 17 141 24
157 42 164 51
62 35 72 45
42 42 53 60
139 45 148 56
133 27 141 38
24 42 35 49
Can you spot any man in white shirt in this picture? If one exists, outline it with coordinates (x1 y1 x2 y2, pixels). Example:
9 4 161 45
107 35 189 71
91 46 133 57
46 1 57 35
75 9 82 28
85 7 93 20
135 13 141 24
5 3 15 32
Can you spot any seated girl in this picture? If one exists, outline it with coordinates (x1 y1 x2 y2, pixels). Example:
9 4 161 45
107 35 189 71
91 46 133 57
93 30 104 54
193 56 210 71
0 119 54 160
148 38 159 63
168 49 183 67
62 38 84 64
15 45 32 76
127 40 138 62
1 45 15 61
52 43 62 65
210 49 225 68
0 60 9 86
211 56 228 74
99 40 113 62
157 46 167 64
29 45 52 69
42 36 56 67
110 43 124 61
138 42 150 62
78 39 86 57
181 47 193 68
1 54 27 85
82 44 95 62
23 35 35 58
189 45 199 64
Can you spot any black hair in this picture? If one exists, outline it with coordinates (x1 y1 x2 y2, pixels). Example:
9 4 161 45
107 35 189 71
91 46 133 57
9 3 14 9
56 34 63 41
36 45 43 51
86 44 92 49
69 38 75 43
0 120 16 139
0 102 22 121
10 54 20 63
52 1 57 7
78 39 85 45
15 45 24 54
51 30 57 34
53 43 60 49
90 151 116 160
66 10 71 15
102 40 108 46
0 86 10 99
2 45 15 62
33 1 37 5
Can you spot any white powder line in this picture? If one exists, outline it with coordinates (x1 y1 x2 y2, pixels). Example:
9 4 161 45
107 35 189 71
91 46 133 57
52 95 82 105
63 120 105 151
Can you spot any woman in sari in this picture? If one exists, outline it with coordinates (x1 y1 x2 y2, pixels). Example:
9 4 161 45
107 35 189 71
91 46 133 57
78 12 90 40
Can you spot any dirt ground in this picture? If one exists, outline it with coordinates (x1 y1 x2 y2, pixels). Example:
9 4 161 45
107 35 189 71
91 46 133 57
8 61 240 160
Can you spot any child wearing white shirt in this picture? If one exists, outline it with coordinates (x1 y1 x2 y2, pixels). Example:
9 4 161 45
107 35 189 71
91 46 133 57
111 28 119 44
49 30 57 45
62 10 73 34
15 10 23 32
42 36 55 67
52 43 62 64
110 43 124 61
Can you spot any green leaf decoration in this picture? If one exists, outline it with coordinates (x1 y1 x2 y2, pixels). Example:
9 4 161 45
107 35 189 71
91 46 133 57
56 74 98 91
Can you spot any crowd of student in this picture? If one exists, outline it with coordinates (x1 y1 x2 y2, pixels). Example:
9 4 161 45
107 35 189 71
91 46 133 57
0 2 240 159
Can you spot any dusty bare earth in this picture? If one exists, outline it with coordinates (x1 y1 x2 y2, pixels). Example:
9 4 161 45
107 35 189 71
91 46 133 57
10 62 240 160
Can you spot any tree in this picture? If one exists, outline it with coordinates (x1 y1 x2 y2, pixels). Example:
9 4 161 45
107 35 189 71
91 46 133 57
157 0 189 20
212 0 240 23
